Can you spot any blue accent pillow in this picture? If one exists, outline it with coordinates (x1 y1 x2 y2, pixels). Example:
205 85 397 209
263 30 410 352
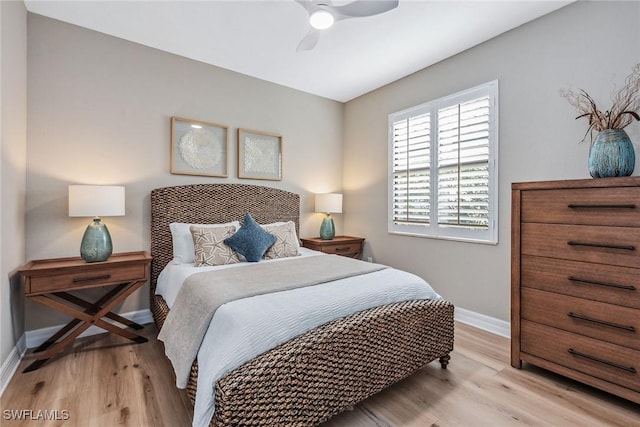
224 213 277 262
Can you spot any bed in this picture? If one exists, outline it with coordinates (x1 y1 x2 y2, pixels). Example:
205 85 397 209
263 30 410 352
150 183 454 427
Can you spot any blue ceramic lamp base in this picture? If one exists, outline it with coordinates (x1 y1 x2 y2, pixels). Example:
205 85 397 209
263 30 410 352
319 214 335 240
80 217 113 263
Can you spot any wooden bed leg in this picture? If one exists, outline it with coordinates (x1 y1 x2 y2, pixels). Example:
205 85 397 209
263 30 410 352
439 354 451 369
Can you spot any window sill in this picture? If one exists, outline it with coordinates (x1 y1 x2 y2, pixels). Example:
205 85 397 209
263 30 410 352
388 230 498 245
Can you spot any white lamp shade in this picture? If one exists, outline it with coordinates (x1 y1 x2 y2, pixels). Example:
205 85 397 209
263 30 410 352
315 193 343 214
69 185 125 217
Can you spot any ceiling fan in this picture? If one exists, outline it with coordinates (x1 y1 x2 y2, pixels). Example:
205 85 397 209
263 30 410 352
295 0 399 51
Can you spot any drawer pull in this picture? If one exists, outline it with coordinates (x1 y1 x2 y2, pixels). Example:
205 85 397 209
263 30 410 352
567 203 636 209
567 241 635 251
568 276 636 291
72 274 111 283
567 312 636 332
335 247 351 251
568 348 637 374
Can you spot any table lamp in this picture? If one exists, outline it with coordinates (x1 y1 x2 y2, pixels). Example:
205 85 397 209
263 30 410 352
69 185 125 262
315 193 342 240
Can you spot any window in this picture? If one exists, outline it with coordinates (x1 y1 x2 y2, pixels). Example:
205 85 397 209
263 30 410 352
388 81 498 244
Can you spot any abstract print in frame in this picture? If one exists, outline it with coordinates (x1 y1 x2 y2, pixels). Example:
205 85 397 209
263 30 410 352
238 128 283 181
171 116 229 177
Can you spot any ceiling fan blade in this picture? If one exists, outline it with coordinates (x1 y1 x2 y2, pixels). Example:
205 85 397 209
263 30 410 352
294 0 312 12
334 0 399 18
296 28 321 52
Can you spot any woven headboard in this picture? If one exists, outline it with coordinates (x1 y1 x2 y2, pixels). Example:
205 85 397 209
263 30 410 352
150 183 300 293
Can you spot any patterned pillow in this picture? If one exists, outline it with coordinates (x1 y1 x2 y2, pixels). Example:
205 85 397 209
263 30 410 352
190 225 241 267
263 221 301 259
170 221 240 264
224 213 277 262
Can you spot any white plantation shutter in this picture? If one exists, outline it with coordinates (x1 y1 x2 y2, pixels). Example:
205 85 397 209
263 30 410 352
437 96 490 228
389 81 498 244
392 113 431 224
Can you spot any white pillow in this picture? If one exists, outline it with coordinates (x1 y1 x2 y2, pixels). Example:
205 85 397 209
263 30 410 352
169 221 240 264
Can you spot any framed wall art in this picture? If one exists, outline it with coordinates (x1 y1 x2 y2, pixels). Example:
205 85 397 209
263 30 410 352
171 116 229 177
238 128 283 181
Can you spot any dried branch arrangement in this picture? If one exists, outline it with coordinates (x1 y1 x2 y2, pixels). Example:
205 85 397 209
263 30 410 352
560 63 640 141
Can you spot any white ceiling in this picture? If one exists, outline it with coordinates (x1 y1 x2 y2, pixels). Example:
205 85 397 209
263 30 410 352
24 0 572 102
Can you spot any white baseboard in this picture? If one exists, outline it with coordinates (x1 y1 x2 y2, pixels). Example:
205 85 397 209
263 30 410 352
0 334 26 397
454 306 510 338
1 309 153 397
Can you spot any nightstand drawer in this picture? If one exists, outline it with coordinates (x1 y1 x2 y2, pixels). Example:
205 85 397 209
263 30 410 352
27 264 147 295
300 236 365 259
321 242 362 256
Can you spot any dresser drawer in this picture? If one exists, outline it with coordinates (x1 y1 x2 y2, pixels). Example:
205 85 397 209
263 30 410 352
521 187 640 227
521 288 639 350
521 255 640 309
521 321 639 392
28 264 147 295
521 223 640 268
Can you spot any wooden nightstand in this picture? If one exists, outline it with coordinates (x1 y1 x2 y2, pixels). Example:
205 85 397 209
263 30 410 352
300 236 365 259
19 251 152 372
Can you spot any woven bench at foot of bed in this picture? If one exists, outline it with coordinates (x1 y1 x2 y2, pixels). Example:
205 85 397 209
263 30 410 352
212 298 454 427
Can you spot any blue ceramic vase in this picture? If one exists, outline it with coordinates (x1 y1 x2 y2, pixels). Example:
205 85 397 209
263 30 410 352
80 218 113 262
319 214 335 240
588 129 635 178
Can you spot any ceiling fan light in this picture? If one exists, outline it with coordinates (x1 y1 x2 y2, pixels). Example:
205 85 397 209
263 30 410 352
310 9 334 30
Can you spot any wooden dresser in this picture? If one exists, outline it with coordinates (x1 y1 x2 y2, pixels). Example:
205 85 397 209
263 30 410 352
511 177 640 404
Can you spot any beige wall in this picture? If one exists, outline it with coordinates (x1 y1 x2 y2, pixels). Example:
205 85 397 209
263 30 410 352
25 14 344 330
343 1 640 321
14 2 640 337
1 0 28 363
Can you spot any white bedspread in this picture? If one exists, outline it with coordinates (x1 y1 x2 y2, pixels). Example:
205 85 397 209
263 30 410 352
156 249 441 427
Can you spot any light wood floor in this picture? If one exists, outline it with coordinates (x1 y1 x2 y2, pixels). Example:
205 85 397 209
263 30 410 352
2 322 638 426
